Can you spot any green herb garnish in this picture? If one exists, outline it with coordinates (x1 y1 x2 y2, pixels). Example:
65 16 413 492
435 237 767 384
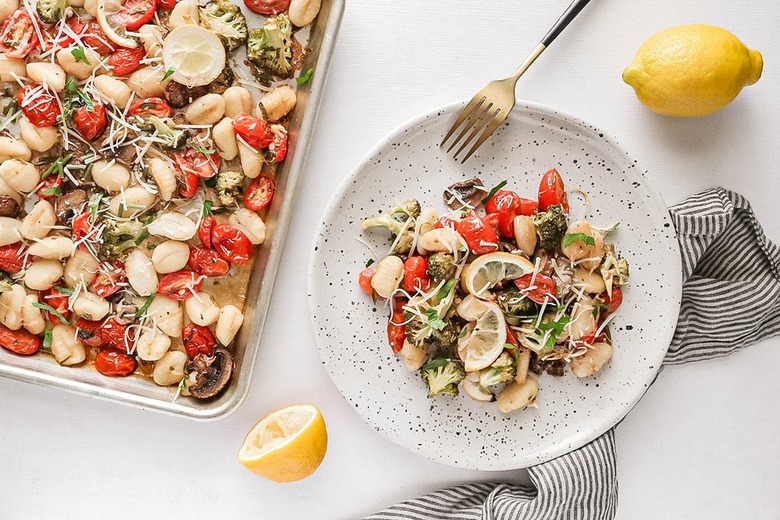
162 67 176 81
481 180 507 205
42 154 72 179
71 45 90 65
88 192 103 223
296 67 314 85
43 329 53 349
54 286 74 295
32 302 69 325
365 258 375 268
135 293 156 318
425 308 446 331
562 233 596 248
437 279 456 300
202 200 213 218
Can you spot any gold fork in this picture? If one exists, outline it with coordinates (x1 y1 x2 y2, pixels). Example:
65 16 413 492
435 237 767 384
441 0 592 163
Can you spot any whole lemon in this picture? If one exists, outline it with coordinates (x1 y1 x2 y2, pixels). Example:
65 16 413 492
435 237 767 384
623 24 763 117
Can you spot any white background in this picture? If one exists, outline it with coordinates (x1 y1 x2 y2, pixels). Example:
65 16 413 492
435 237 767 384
2 0 780 518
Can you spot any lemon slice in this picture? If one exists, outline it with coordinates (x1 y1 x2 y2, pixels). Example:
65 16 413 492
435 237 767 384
463 252 535 298
461 301 507 372
238 404 328 483
97 0 139 49
163 26 226 87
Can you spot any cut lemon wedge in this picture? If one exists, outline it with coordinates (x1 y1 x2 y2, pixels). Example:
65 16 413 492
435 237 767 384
461 301 507 372
162 25 226 87
238 404 328 483
97 0 139 49
463 252 535 298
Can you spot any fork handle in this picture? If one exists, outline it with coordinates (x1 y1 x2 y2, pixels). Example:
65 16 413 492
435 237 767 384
540 0 592 47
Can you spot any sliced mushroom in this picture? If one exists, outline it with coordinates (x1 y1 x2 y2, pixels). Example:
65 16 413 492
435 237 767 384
442 178 487 209
164 81 209 108
0 195 19 218
56 189 88 225
187 346 233 399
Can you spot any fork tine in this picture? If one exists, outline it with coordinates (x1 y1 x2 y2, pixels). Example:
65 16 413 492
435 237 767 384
451 105 493 158
440 95 486 147
460 109 507 163
446 102 492 154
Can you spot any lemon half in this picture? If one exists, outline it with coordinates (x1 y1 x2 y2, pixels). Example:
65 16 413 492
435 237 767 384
463 252 534 298
163 25 226 87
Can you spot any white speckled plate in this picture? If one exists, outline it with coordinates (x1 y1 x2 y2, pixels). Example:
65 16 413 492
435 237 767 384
308 101 682 470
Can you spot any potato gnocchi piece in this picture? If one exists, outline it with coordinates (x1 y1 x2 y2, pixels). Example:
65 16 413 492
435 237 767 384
153 350 187 386
0 159 40 193
21 294 46 335
64 249 100 288
228 208 266 245
0 284 26 331
147 212 197 241
215 304 243 346
25 260 64 291
213 117 238 160
138 24 164 57
108 187 156 217
91 160 131 193
169 0 199 29
19 117 59 152
258 85 296 122
148 158 176 201
21 200 56 240
28 236 75 260
56 46 102 80
151 241 190 274
94 75 133 109
25 62 66 92
185 292 220 326
222 87 253 118
145 294 183 337
135 331 172 362
237 141 263 179
126 249 159 296
127 66 170 98
0 217 22 246
289 0 321 27
51 325 86 366
0 136 32 162
72 291 111 321
185 93 225 125
0 54 25 82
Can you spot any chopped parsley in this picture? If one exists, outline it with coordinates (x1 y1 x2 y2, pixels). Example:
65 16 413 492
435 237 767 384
202 200 213 218
41 154 72 179
71 45 91 65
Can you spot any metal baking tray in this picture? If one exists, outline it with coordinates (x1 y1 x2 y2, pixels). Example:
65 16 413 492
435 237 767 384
0 0 344 420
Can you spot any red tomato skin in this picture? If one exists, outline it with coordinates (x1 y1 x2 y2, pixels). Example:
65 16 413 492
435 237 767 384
514 273 557 304
100 319 135 352
127 97 172 118
455 212 499 255
232 114 273 149
602 286 623 315
387 298 406 354
95 349 136 377
244 175 276 211
211 225 253 266
182 324 216 359
72 212 96 252
17 85 60 127
0 244 28 273
198 216 215 249
504 324 519 358
174 143 221 180
39 288 73 324
158 0 177 9
403 257 430 293
187 247 230 277
67 19 114 54
158 271 203 301
0 11 40 59
358 267 375 296
485 190 539 237
74 102 107 141
177 168 199 198
75 318 105 347
538 168 569 213
243 0 290 16
92 261 127 298
0 325 40 355
270 125 288 162
112 0 157 31
434 216 459 230
36 175 63 199
42 23 74 52
108 46 146 76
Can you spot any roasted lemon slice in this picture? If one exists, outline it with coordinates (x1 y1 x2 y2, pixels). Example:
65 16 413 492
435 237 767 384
463 252 534 298
162 25 226 87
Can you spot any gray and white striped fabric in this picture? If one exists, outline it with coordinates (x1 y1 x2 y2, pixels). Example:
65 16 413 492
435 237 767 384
365 188 780 520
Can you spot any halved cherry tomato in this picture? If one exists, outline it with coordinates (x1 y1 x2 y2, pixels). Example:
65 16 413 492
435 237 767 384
95 348 136 377
232 114 273 149
108 46 146 76
455 212 499 255
17 85 60 127
0 325 40 356
39 288 73 324
101 319 135 352
198 215 215 249
36 175 63 199
0 243 28 273
174 136 221 179
42 23 74 52
72 212 95 251
434 216 459 230
602 286 623 315
158 271 203 301
485 190 539 237
176 168 199 198
110 0 157 31
244 174 275 211
75 318 105 347
182 323 216 359
74 102 107 141
92 261 127 298
187 247 230 277
514 273 557 304
244 0 290 16
269 125 288 162
127 97 172 118
387 297 406 354
403 256 430 293
358 266 375 296
0 10 40 59
66 18 114 54
157 0 178 9
538 168 569 213
211 225 253 266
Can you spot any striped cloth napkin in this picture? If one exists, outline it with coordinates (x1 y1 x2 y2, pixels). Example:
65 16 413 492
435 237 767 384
365 188 780 520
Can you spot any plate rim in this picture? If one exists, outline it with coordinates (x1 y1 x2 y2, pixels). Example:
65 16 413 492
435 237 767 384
307 99 683 470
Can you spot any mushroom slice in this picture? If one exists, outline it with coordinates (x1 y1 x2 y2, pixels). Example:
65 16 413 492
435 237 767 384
442 178 487 209
56 189 88 225
187 346 234 399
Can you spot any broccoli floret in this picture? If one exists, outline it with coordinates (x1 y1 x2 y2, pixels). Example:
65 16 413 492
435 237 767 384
247 14 294 77
199 1 247 52
36 0 67 23
600 244 630 295
0 271 13 292
209 65 235 94
215 170 244 206
533 204 568 251
426 253 456 283
478 352 516 387
495 286 537 317
361 199 420 255
147 116 188 149
100 219 145 260
420 358 465 398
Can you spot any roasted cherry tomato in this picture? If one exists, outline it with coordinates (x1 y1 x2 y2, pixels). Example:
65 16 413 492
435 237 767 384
538 168 569 213
182 323 216 359
0 325 40 356
39 288 73 324
455 212 499 255
0 10 40 59
434 216 459 230
403 256 430 293
358 266 376 296
387 297 406 354
232 114 273 149
211 225 253 266
92 261 127 298
174 137 221 179
602 286 623 315
75 318 105 347
158 271 203 301
74 102 107 141
269 125 288 162
127 97 172 118
244 174 275 211
176 168 199 198
110 0 157 31
36 175 63 199
198 215 215 249
42 23 74 52
485 190 539 237
108 46 146 76
72 212 96 251
157 0 178 9
95 348 136 377
514 273 557 304
0 244 28 273
101 319 135 352
243 0 290 16
66 18 114 54
17 85 60 127
187 247 230 277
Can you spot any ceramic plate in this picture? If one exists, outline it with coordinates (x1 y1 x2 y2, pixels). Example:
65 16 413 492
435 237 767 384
308 101 682 470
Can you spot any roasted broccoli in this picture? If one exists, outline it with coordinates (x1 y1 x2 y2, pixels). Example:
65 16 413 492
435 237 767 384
209 65 235 94
199 1 247 51
147 116 188 149
533 204 568 251
426 253 456 283
420 358 465 398
495 286 537 318
600 244 630 295
478 352 516 387
247 14 294 77
36 0 67 23
215 170 244 206
361 199 420 255
100 219 145 260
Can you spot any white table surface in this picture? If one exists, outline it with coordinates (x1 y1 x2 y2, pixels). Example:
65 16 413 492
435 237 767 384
2 1 779 518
